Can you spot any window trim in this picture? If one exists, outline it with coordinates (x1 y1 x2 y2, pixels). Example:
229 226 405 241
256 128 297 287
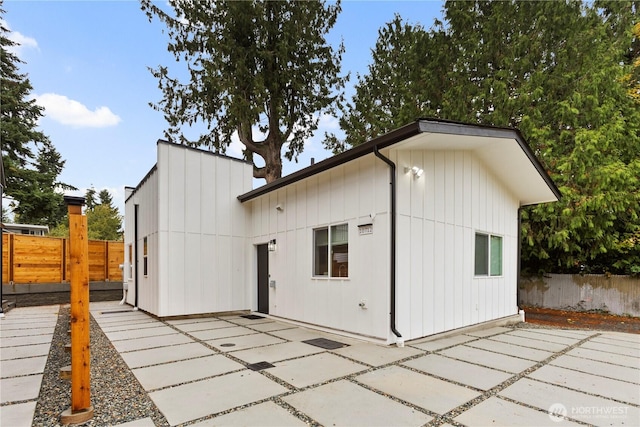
312 223 349 279
474 232 503 277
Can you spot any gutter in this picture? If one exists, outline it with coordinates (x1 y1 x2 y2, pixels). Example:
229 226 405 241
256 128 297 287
373 146 403 346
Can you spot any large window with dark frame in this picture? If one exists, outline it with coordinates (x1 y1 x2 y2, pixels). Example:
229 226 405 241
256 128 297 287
143 237 148 276
313 224 349 278
474 232 502 276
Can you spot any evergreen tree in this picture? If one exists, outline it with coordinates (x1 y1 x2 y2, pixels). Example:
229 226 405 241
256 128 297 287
0 6 75 226
142 0 347 182
339 1 640 274
86 188 122 241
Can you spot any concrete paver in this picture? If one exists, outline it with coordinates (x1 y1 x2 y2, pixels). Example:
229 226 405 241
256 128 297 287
193 401 307 426
454 396 583 426
440 344 537 373
356 365 481 415
120 342 216 369
148 370 288 425
499 378 640 425
529 365 640 405
133 354 245 391
268 352 367 388
283 379 432 426
3 301 640 427
403 354 512 390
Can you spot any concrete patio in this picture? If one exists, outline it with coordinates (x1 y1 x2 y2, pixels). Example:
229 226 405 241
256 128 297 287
1 301 638 426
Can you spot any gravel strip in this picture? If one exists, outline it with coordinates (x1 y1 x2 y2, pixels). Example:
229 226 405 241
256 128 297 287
32 306 169 426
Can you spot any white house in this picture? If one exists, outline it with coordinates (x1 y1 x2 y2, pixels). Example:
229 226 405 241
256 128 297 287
123 119 560 345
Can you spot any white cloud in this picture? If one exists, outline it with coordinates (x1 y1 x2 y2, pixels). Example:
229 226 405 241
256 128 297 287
35 93 121 128
1 20 38 55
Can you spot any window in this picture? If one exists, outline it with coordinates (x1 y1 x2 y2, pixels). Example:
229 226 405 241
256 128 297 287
128 244 133 278
474 233 502 276
143 237 148 276
313 224 349 277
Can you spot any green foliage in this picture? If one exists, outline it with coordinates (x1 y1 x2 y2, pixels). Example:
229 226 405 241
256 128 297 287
85 186 122 241
142 0 347 182
1 7 75 227
339 0 640 274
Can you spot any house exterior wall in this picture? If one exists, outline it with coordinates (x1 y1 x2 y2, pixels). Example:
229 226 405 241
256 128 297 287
124 168 159 314
156 142 253 317
393 149 520 340
247 153 393 340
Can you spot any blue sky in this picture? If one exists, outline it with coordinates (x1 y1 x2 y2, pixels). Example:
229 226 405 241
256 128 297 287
3 0 443 214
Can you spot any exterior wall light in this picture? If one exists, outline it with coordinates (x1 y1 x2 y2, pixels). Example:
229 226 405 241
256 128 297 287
405 166 424 179
268 239 277 252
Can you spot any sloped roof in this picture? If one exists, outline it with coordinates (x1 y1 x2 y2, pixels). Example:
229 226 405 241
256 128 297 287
238 119 561 206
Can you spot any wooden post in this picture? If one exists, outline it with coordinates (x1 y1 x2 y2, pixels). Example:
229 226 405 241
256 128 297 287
60 196 94 424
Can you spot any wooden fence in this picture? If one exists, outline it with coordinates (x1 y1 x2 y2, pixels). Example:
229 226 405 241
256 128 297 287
2 234 124 284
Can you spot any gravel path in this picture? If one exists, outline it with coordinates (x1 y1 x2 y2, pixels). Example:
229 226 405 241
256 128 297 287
32 306 169 427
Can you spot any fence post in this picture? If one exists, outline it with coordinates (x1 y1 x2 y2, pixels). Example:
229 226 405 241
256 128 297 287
60 196 94 424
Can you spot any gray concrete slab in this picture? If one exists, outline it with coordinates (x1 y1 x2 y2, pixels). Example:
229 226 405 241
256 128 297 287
596 331 640 344
409 334 478 352
527 328 596 340
165 317 222 325
0 327 55 338
0 343 51 360
283 379 432 426
268 327 328 342
464 326 512 337
507 329 582 346
0 356 47 378
170 319 236 333
193 401 307 426
468 338 555 361
0 400 36 427
356 365 481 415
499 378 640 426
565 347 639 368
454 396 582 426
245 322 295 333
551 354 640 384
148 370 288 426
0 374 43 403
100 321 167 332
332 342 424 367
440 345 537 373
490 333 571 352
206 332 286 352
580 340 640 358
133 355 245 391
229 341 324 364
111 333 194 353
268 352 367 388
120 342 216 369
0 334 53 348
105 325 178 341
0 320 57 330
190 326 256 341
403 354 512 390
529 365 639 405
591 335 640 350
226 316 273 326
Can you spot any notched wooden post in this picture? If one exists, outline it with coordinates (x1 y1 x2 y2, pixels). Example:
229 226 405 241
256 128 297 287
60 195 94 424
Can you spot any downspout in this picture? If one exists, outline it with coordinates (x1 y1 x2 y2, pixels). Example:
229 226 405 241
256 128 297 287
373 146 403 345
134 204 139 310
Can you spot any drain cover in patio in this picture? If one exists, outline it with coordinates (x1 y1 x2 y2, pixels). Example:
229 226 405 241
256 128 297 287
247 361 275 371
302 338 349 350
240 314 266 320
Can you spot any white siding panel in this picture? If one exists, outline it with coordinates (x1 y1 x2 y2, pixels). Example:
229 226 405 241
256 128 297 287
410 217 424 338
185 151 201 234
396 215 411 335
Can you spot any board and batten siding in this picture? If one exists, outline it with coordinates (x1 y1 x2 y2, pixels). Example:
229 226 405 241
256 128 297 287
155 142 253 317
247 153 393 340
393 149 519 340
124 168 160 314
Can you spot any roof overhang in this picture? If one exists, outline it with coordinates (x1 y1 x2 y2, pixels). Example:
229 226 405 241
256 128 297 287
238 119 561 205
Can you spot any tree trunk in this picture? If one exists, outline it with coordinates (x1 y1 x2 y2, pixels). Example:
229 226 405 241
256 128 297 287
262 146 283 183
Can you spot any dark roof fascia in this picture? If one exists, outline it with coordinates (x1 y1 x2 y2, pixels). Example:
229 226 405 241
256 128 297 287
156 139 253 166
125 164 158 204
237 121 423 202
416 119 562 201
238 118 561 203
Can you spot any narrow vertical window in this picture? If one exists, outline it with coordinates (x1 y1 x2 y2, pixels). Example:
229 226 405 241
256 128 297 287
331 224 349 277
314 228 328 276
475 232 502 277
128 244 133 278
143 237 148 276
